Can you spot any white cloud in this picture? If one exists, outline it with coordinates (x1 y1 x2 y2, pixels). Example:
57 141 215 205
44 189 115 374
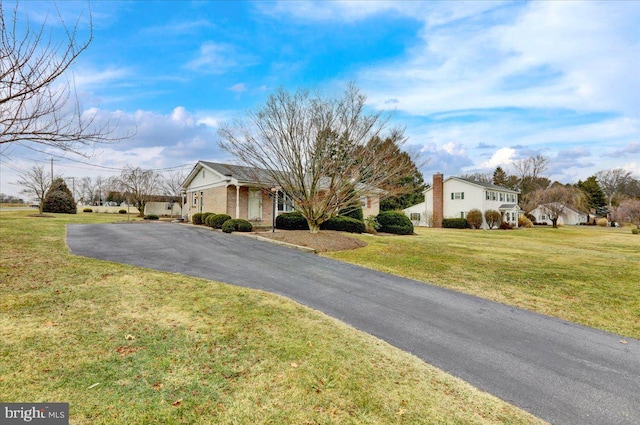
228 83 247 93
479 147 516 169
186 42 258 75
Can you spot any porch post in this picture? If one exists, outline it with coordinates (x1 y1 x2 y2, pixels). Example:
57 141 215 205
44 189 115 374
235 185 240 218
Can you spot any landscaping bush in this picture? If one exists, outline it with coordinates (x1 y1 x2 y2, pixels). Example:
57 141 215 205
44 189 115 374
119 209 127 214
201 212 215 223
321 216 365 234
632 228 639 235
340 207 364 221
191 212 204 225
518 215 534 228
204 214 218 227
597 218 608 227
484 209 502 229
144 214 159 220
209 214 232 229
42 178 76 214
222 218 253 233
466 209 483 229
376 211 414 235
499 221 513 230
83 208 93 213
276 211 310 230
525 213 536 223
442 218 468 229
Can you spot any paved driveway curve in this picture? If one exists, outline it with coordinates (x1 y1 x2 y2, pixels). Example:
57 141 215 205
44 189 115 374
67 222 640 425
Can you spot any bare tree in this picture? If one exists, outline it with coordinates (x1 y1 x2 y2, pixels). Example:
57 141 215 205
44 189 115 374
0 2 124 153
15 164 52 212
512 154 550 197
218 84 415 233
116 166 160 216
616 199 640 229
595 168 635 208
161 170 185 216
529 184 586 228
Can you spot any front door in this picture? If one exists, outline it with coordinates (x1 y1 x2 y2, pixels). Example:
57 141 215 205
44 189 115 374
248 189 262 221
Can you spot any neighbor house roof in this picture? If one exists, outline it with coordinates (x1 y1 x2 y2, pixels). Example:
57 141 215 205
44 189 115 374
424 176 520 194
200 161 275 185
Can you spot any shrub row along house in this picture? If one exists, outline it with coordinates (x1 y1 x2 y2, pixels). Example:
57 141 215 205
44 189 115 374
404 173 523 228
180 161 381 225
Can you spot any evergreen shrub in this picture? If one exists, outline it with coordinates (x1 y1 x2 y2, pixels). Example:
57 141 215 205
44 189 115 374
119 209 127 214
191 213 204 225
321 216 365 233
222 218 253 233
144 214 159 220
42 178 76 214
276 212 309 230
442 218 468 229
376 211 414 235
209 214 232 229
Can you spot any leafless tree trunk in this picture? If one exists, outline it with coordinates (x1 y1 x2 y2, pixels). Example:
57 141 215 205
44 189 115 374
616 199 640 229
0 2 126 153
15 164 52 213
218 84 414 233
116 166 160 216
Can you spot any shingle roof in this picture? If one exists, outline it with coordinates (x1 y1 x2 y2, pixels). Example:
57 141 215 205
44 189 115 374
456 177 519 192
200 161 276 185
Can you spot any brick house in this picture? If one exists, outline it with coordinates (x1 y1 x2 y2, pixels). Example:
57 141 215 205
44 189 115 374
404 173 522 228
181 161 381 224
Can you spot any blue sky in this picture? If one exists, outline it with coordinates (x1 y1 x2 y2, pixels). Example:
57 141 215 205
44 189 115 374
1 0 639 198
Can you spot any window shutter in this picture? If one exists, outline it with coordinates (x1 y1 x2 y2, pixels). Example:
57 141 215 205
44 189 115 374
451 193 454 200
461 192 464 200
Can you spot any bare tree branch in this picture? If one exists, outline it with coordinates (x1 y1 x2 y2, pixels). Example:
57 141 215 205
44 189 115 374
15 164 52 212
218 84 415 233
0 2 129 154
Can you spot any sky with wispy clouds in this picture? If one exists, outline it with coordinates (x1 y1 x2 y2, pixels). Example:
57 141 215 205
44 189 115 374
1 0 638 198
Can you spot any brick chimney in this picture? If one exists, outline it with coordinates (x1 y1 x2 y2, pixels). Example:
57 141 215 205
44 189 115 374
433 173 444 228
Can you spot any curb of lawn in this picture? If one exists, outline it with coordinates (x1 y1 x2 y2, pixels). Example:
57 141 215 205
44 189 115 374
238 232 318 253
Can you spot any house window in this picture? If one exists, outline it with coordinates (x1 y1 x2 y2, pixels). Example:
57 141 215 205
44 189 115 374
460 211 466 219
192 193 197 206
361 196 372 208
410 212 421 221
540 215 546 221
491 192 496 201
500 193 504 202
277 191 294 212
202 170 205 179
486 192 490 200
451 192 464 200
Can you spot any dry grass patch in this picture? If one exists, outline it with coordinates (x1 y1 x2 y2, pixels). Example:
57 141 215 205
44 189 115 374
0 210 544 424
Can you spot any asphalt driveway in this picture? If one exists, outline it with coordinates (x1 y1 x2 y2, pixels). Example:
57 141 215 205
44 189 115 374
67 222 640 425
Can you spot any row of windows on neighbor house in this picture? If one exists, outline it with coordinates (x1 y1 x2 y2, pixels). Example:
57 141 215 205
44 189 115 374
450 191 517 203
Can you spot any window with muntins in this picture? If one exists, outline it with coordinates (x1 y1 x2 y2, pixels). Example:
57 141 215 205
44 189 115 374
451 192 464 200
410 212 421 221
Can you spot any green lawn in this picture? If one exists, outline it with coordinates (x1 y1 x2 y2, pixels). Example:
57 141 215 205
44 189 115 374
0 210 543 424
325 226 640 340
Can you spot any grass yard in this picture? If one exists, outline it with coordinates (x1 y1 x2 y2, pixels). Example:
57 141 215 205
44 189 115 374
325 226 640 340
0 210 543 424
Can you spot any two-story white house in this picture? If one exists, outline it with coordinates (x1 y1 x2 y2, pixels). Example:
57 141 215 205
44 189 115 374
404 173 522 228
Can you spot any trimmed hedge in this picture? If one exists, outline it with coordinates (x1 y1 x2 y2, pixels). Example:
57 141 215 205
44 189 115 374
442 218 468 229
204 214 218 227
209 214 232 229
144 214 159 220
83 208 93 213
191 213 204 225
321 216 365 233
201 212 215 223
376 211 414 235
118 209 127 214
222 218 253 233
276 212 310 230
